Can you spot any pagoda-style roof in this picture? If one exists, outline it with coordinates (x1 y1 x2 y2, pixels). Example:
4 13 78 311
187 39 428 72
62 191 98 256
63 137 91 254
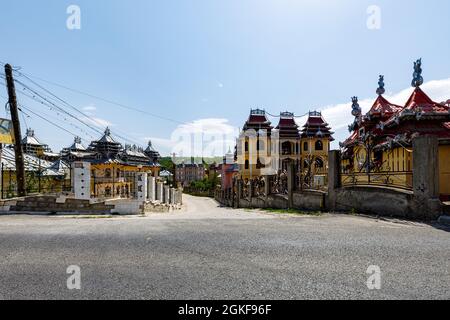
67 136 87 152
300 111 334 141
368 95 403 119
383 87 450 129
402 87 448 114
144 140 161 160
22 129 43 146
243 109 273 131
96 127 119 144
88 127 122 156
275 112 300 139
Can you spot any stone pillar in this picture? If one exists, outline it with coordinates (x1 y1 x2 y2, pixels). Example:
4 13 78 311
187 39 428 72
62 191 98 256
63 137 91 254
147 175 156 201
264 175 270 198
156 182 164 202
236 180 242 208
164 185 170 204
327 150 341 211
412 136 442 219
135 172 147 201
287 161 295 209
170 188 175 205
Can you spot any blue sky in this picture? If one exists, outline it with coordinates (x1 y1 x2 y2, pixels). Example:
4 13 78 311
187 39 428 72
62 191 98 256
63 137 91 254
0 0 449 156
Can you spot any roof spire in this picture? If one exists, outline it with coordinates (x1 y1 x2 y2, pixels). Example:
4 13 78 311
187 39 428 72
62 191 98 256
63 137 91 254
411 58 424 88
26 128 35 137
376 75 385 95
104 127 111 136
351 96 362 118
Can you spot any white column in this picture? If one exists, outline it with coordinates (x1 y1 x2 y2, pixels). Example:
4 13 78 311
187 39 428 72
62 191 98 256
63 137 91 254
73 162 91 200
147 176 156 201
164 185 170 204
156 182 164 202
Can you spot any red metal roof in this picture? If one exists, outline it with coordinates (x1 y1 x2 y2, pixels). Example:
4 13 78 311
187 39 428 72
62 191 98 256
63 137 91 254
403 87 449 114
369 95 403 118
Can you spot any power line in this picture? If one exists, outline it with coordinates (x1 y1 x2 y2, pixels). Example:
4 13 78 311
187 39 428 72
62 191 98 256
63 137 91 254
15 70 185 125
19 105 81 137
14 75 147 146
0 93 81 138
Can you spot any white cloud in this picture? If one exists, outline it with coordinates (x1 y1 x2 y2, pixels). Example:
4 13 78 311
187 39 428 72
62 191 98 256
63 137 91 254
82 105 97 112
81 116 112 129
145 118 238 158
315 78 450 148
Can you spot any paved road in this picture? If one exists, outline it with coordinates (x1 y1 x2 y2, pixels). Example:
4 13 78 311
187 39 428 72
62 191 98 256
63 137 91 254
0 195 449 300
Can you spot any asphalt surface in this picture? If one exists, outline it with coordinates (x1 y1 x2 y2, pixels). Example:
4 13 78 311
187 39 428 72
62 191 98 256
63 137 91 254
0 195 449 300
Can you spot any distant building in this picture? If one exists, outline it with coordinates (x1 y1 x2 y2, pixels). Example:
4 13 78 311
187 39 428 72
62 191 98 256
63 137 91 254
221 148 238 190
175 160 205 187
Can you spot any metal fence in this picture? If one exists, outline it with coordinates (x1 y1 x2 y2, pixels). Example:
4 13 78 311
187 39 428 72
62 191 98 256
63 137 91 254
91 171 137 199
341 171 413 190
0 169 72 199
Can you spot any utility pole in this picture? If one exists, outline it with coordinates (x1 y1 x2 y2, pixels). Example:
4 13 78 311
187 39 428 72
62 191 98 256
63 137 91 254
4 64 26 197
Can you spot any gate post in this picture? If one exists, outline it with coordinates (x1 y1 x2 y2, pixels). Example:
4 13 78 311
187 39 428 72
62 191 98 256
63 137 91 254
412 136 442 219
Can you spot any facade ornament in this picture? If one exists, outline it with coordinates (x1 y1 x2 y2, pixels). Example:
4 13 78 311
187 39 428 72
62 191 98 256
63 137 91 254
411 58 424 88
376 75 385 95
416 109 423 120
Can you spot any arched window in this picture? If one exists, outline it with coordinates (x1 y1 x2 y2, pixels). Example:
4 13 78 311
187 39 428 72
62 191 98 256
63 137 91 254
105 168 111 178
315 140 323 151
303 142 309 152
245 141 249 152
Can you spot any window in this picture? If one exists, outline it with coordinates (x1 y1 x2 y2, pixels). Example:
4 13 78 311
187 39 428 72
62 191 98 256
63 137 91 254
315 140 323 151
303 142 308 152
282 141 292 155
105 169 112 178
245 160 249 170
245 141 249 152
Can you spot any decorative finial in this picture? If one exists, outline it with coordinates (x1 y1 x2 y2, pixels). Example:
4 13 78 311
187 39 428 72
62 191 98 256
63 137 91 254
351 96 361 118
376 75 385 95
74 136 82 144
26 128 35 137
104 127 111 135
411 58 423 88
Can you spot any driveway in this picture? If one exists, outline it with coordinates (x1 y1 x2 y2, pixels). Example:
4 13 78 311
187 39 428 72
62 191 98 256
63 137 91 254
0 195 448 300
